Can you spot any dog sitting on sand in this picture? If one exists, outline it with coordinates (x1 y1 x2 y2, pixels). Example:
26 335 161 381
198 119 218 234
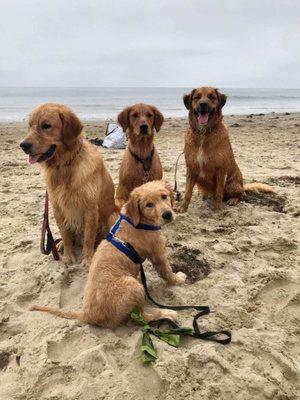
20 103 117 267
180 87 274 212
115 103 164 209
30 181 186 328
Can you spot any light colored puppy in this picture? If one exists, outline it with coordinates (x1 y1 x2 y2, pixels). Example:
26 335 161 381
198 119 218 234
30 181 186 328
20 103 117 267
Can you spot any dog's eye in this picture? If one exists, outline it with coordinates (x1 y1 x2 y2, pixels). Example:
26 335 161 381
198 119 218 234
161 194 168 200
208 94 215 100
146 202 155 208
42 123 51 130
132 113 138 118
146 113 153 118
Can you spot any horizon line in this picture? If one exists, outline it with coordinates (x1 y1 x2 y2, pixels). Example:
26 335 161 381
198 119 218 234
0 86 299 90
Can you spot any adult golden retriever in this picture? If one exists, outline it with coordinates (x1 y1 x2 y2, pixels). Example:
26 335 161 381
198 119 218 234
30 181 186 328
20 103 117 266
115 103 164 209
180 87 274 211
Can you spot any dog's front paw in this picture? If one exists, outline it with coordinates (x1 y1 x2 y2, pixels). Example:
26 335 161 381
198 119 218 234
177 205 188 214
81 252 93 268
175 271 187 284
62 251 77 265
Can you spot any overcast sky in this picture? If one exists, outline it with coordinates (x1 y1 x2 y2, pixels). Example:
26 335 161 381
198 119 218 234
0 0 299 87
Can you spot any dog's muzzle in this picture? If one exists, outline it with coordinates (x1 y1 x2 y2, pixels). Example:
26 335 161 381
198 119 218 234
195 102 212 125
140 124 149 135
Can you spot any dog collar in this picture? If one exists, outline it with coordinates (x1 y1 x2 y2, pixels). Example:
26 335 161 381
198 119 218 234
118 213 161 231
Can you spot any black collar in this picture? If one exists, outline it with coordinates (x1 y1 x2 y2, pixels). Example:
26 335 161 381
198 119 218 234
129 146 155 171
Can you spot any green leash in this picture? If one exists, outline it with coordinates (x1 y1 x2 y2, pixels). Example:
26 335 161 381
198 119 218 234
131 308 193 363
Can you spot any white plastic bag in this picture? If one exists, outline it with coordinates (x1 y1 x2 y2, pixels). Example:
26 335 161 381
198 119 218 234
102 123 126 149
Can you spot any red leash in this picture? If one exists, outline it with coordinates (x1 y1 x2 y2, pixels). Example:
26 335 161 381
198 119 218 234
40 191 60 261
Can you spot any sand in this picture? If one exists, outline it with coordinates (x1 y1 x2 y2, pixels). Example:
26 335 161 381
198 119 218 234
0 112 299 400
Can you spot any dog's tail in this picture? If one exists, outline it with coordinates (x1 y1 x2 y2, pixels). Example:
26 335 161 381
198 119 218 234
29 305 85 322
244 182 274 193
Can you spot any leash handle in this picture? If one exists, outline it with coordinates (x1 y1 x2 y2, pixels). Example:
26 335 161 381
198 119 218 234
40 191 60 261
140 263 231 345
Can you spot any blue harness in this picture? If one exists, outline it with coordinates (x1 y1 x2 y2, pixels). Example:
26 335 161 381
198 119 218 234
106 214 161 264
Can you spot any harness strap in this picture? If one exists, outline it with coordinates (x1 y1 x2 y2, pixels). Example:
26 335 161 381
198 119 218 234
111 214 161 233
40 191 60 261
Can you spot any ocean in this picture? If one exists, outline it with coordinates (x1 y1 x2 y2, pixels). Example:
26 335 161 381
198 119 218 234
0 87 300 121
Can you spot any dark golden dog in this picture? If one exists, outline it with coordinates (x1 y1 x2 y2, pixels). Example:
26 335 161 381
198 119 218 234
180 87 273 211
20 103 117 266
115 103 164 209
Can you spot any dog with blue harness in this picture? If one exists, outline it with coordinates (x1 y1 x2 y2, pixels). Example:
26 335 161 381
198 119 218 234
30 181 187 327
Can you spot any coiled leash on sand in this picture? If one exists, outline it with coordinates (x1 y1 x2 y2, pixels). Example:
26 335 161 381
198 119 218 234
107 215 231 362
40 191 60 260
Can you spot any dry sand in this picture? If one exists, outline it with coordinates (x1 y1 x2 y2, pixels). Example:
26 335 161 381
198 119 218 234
0 113 299 400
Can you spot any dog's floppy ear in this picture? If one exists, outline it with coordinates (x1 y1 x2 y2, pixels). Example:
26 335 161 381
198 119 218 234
125 189 140 226
215 89 227 109
151 106 164 132
118 106 131 132
183 89 196 110
59 107 83 147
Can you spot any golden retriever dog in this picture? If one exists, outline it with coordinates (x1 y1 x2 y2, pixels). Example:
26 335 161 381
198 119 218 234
180 87 274 212
30 181 186 328
115 103 164 209
20 103 117 266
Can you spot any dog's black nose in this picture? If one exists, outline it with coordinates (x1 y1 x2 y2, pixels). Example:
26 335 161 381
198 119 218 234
199 102 209 113
140 124 148 134
20 141 32 154
162 211 172 221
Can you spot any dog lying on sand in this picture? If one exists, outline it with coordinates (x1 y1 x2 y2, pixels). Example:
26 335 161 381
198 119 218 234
20 103 117 267
30 181 186 328
180 87 274 212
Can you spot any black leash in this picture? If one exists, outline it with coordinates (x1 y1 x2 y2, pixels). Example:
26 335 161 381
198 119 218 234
140 263 231 344
129 146 155 183
40 191 60 261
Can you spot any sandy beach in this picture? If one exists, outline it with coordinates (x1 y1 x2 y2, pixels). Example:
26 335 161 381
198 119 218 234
0 112 299 400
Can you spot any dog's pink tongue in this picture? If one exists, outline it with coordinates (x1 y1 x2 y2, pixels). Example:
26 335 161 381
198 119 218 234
198 113 209 124
29 154 41 164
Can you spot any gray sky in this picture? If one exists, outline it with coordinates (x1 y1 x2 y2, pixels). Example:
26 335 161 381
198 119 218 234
1 0 299 87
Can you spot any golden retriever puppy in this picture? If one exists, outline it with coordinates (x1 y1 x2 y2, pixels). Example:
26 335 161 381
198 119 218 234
30 181 186 328
20 103 117 266
180 87 273 211
115 103 164 210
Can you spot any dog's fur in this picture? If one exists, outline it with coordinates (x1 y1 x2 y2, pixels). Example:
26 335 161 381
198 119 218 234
180 87 274 211
115 103 164 209
30 181 186 328
20 103 117 266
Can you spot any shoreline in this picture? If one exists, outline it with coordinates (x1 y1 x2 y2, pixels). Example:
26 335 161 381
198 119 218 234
1 110 299 128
